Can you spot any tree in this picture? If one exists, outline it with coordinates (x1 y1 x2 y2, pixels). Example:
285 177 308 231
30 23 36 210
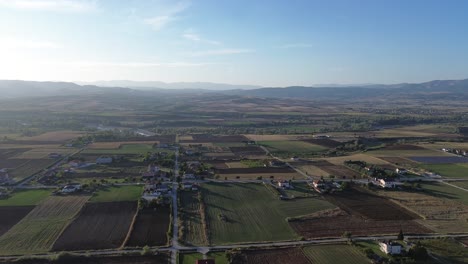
397 229 404 240
342 231 352 241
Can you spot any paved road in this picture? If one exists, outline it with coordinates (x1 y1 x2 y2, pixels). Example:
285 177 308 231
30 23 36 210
171 146 180 264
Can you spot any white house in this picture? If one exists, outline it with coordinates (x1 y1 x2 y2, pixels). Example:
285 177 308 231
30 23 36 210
379 241 402 255
61 184 81 193
379 178 397 188
278 180 291 189
96 156 113 164
395 168 408 175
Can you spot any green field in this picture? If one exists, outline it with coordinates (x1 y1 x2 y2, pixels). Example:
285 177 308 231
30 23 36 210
259 140 327 154
179 191 207 246
452 181 468 190
0 195 89 254
10 159 56 182
82 144 155 155
302 244 369 264
0 189 51 206
421 239 468 264
201 182 335 245
89 185 143 202
178 252 228 264
422 182 468 206
421 163 468 178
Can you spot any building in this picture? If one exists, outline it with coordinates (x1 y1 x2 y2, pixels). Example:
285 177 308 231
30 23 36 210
379 178 398 188
61 184 81 193
96 156 113 164
395 168 407 175
379 241 402 255
277 180 291 189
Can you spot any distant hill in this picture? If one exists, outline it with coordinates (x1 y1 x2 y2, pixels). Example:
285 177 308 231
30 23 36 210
77 80 262 91
1 78 468 101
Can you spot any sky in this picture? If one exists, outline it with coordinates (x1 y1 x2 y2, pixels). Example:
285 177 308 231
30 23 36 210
0 0 467 87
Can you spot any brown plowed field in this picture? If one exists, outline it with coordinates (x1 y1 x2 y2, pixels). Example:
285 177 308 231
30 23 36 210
302 138 341 148
181 134 248 143
229 146 266 156
52 201 137 251
379 157 418 166
290 187 432 238
215 167 295 174
313 161 361 179
245 248 310 264
0 206 34 236
127 207 170 247
325 187 419 220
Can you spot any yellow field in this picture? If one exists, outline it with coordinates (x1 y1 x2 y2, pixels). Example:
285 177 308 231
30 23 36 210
19 131 84 142
179 135 193 141
225 162 248 168
376 189 468 233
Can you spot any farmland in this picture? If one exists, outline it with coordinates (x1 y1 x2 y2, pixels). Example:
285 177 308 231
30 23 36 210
89 185 143 203
0 206 34 236
52 201 137 251
421 182 468 206
302 244 369 264
0 255 171 264
244 248 310 264
421 239 468 263
178 252 228 264
126 206 171 247
410 156 468 164
420 163 468 178
18 131 84 142
0 195 89 254
81 144 156 155
179 191 207 246
9 159 56 182
200 182 335 244
0 189 50 206
259 140 327 154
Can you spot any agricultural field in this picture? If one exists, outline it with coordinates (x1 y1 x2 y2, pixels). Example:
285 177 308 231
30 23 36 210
243 248 310 264
301 138 342 148
18 131 84 142
452 181 468 189
88 141 158 149
0 254 171 264
259 140 327 154
410 156 468 164
179 191 207 246
366 147 451 157
290 187 431 239
200 182 335 244
297 164 329 178
9 159 56 182
309 160 361 179
14 147 75 159
0 189 51 206
375 187 468 233
127 206 171 247
89 185 143 203
178 252 228 264
325 153 393 165
81 144 156 155
52 201 137 251
420 163 468 178
0 206 34 236
302 244 369 264
421 182 468 206
244 134 301 141
420 239 468 264
0 195 90 254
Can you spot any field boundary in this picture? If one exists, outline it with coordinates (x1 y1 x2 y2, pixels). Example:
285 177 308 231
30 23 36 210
121 206 140 248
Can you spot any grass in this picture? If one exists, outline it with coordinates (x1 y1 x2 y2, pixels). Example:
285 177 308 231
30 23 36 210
355 241 388 258
240 159 265 168
452 181 468 190
302 244 370 264
420 238 468 264
259 140 327 154
201 182 335 245
10 159 56 182
0 189 51 206
421 182 468 206
178 252 228 264
421 163 468 178
0 195 89 254
81 144 155 155
179 191 207 246
89 185 143 203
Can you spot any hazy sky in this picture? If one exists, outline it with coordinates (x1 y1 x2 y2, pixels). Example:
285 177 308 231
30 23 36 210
1 0 467 86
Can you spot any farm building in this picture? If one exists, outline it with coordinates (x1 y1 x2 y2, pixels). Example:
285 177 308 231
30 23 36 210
61 184 82 193
379 241 402 255
278 180 291 189
96 156 113 164
195 260 215 264
378 178 399 188
395 168 408 175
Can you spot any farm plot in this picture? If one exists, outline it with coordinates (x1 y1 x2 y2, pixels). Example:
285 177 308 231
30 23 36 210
375 187 468 233
82 144 155 155
126 206 170 247
229 146 266 156
313 160 361 179
259 140 327 154
179 191 207 246
200 183 335 244
52 201 137 251
301 138 342 148
0 254 171 264
244 248 310 264
421 182 468 206
0 148 31 159
297 165 329 178
0 159 29 169
184 134 248 143
0 189 51 206
420 163 468 178
88 141 158 149
378 156 418 166
367 148 450 157
18 131 84 142
0 206 34 236
410 156 468 164
0 195 89 254
215 167 301 180
178 252 228 264
383 144 427 150
9 159 56 182
302 244 369 264
325 153 393 165
89 186 143 203
14 147 74 159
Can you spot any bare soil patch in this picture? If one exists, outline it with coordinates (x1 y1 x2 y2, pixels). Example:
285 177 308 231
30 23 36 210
127 206 170 247
302 138 341 148
52 201 137 251
244 247 310 264
384 144 426 150
0 206 34 236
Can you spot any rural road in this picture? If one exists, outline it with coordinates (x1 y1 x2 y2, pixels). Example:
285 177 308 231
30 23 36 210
171 146 180 264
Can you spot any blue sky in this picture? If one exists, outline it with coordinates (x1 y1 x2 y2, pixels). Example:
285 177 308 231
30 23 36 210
0 0 467 86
